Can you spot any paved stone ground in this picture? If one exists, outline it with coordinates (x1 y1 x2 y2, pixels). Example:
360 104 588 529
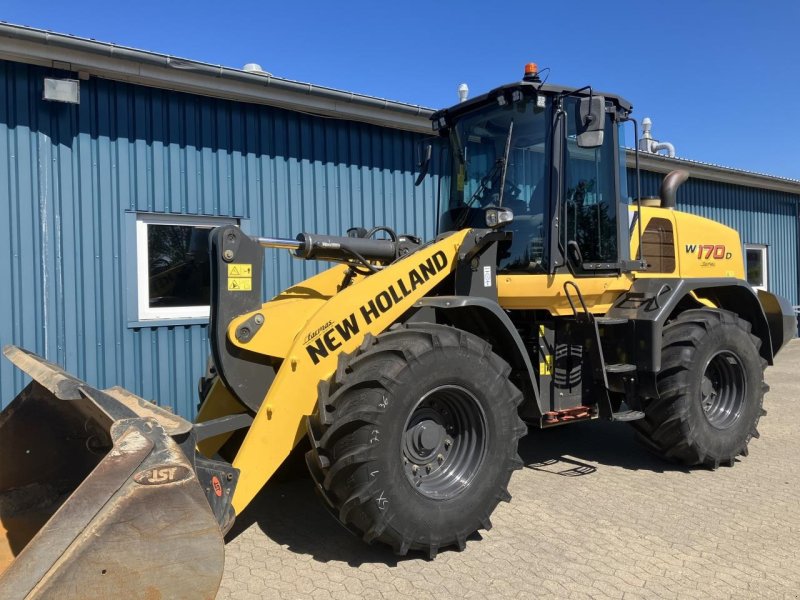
218 340 800 600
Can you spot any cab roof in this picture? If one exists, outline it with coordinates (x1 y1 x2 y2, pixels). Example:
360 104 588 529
430 80 634 127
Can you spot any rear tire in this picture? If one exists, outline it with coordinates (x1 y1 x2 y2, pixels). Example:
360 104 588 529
632 309 767 468
305 323 526 557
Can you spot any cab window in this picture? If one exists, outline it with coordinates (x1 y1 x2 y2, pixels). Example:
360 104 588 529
562 97 619 269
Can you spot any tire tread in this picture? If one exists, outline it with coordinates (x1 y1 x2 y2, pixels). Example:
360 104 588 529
305 323 526 556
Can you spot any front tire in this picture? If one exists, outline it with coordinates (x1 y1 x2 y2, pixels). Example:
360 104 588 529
632 309 767 468
306 323 526 557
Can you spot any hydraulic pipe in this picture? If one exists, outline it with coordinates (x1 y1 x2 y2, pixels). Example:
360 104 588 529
253 236 304 251
252 233 398 263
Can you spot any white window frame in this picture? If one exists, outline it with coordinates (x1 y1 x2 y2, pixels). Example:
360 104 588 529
136 213 236 321
744 243 768 292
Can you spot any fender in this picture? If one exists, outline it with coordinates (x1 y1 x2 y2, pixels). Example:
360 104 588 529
410 296 543 420
606 278 779 376
756 288 798 355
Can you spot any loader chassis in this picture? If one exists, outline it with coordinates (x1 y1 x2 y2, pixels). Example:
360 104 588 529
1 69 796 593
193 76 793 555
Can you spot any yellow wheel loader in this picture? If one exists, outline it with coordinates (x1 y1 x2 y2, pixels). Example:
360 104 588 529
1 65 796 597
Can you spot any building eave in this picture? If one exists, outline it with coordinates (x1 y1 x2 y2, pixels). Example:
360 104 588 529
626 150 800 197
1 23 798 195
0 22 436 134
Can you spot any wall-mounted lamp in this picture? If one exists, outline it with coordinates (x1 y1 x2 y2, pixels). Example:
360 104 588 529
43 78 80 104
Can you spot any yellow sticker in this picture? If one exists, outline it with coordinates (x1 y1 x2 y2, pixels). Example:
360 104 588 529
227 263 253 277
228 278 253 292
539 354 553 376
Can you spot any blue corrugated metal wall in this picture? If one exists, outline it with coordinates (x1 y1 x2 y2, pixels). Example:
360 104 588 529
1 59 798 419
0 59 438 417
628 170 799 304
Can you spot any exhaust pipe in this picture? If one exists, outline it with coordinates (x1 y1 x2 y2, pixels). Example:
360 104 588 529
659 169 690 209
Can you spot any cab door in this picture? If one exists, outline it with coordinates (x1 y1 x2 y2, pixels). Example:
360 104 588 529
497 97 634 315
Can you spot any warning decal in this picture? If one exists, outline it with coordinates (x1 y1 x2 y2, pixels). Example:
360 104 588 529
227 263 253 291
228 278 252 291
227 263 253 277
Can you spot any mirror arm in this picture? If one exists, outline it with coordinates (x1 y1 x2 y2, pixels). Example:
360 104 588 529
549 103 567 274
414 143 433 187
557 85 593 102
622 115 646 270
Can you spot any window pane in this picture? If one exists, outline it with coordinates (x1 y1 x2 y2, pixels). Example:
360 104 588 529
563 97 618 265
147 225 211 308
745 248 764 287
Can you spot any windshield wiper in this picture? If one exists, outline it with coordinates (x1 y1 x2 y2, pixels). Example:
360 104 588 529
497 119 514 207
449 128 466 166
455 119 514 229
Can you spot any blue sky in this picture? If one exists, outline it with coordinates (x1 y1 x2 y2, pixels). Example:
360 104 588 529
4 1 799 179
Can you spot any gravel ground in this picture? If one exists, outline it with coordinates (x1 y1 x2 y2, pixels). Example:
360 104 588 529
218 339 800 600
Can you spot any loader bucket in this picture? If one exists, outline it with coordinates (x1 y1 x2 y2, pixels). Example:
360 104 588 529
0 346 238 600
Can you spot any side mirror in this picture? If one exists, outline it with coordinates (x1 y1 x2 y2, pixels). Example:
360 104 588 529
576 95 605 148
414 142 433 186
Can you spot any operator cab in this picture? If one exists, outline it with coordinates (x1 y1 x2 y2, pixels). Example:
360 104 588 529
431 65 633 276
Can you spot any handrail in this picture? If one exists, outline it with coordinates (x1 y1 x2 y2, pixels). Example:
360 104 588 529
563 280 590 318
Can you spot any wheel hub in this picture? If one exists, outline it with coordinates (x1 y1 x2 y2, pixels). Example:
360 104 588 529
700 350 746 430
405 419 445 462
401 385 486 500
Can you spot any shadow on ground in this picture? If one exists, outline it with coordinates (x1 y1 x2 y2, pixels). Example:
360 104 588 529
519 419 690 475
226 418 687 565
225 444 433 567
225 468 452 567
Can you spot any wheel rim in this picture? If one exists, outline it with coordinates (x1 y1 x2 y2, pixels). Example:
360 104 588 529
700 350 747 429
401 385 487 500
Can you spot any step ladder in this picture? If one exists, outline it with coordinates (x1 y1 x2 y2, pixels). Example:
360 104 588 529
563 282 644 422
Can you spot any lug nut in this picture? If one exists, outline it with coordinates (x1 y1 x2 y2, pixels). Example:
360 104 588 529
412 465 418 475
444 439 451 449
425 464 432 473
437 454 444 463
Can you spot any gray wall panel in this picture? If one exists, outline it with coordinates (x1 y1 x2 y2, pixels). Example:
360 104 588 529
0 59 436 417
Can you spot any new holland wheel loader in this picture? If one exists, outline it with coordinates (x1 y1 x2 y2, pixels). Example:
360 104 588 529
1 64 796 598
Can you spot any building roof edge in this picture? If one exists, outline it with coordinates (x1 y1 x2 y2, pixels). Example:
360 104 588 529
626 150 800 197
0 22 437 133
1 22 797 194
